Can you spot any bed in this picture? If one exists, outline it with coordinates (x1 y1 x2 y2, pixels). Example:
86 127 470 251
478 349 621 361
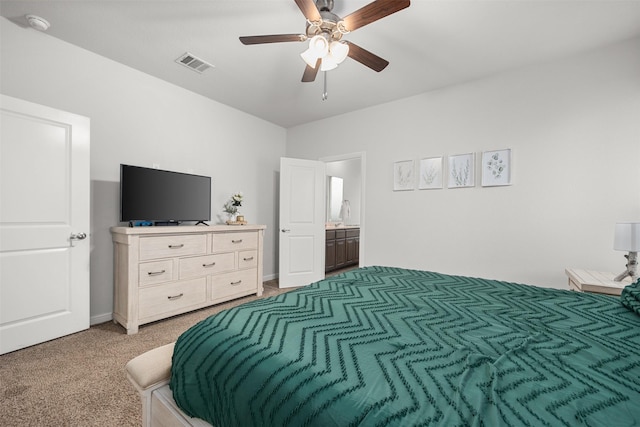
126 266 640 426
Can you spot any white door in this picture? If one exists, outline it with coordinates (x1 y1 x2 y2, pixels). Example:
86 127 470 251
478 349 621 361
279 158 325 288
0 95 90 355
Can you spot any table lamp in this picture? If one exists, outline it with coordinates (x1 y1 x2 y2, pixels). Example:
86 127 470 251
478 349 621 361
613 222 640 282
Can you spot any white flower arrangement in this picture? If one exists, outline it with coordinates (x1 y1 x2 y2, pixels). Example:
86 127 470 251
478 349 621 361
223 192 243 216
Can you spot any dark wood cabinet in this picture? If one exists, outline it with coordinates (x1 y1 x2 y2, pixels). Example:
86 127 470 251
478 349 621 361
346 236 358 265
326 227 359 273
335 238 346 269
325 231 336 271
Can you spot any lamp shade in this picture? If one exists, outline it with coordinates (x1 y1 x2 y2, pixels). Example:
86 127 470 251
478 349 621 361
614 222 640 251
319 41 349 71
300 35 330 68
300 48 319 68
320 57 338 71
310 35 329 55
330 41 349 64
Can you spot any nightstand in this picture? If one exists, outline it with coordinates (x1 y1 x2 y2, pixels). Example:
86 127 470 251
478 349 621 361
565 268 632 296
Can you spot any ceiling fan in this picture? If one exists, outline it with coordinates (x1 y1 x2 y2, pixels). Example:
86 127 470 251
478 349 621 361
239 0 411 83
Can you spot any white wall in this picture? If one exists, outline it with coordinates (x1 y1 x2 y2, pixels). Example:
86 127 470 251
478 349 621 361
0 18 286 323
287 37 640 288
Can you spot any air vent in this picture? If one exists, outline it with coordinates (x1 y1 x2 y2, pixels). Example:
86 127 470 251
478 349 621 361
175 52 214 73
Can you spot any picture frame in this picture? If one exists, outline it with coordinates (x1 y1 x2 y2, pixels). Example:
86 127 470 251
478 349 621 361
393 160 415 191
418 157 443 190
447 153 475 188
481 149 511 187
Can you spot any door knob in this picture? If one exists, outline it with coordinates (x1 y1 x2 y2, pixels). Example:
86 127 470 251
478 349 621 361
281 229 291 233
70 232 87 240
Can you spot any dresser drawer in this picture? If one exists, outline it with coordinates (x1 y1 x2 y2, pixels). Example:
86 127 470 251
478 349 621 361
138 278 207 320
346 228 359 238
211 269 257 301
238 250 257 269
139 234 207 261
212 232 257 252
139 260 174 286
179 253 235 280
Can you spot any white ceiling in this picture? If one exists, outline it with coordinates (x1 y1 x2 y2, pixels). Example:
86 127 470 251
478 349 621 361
2 0 640 128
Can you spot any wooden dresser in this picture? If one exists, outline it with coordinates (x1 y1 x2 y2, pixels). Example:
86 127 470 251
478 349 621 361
111 225 265 334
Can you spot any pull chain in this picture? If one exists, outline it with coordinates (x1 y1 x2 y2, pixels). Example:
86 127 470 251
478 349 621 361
322 71 328 101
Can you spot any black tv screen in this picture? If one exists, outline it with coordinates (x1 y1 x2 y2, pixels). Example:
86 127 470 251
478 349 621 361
120 164 211 224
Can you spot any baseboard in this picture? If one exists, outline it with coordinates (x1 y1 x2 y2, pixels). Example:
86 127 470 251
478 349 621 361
91 312 113 325
263 273 277 281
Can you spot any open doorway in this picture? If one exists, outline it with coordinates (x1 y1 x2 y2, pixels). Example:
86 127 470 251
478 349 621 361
321 152 366 275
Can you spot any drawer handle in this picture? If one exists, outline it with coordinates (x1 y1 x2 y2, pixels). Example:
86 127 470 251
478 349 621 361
230 280 242 286
232 239 243 244
147 270 166 276
168 244 184 249
243 256 254 261
202 262 216 267
167 293 184 300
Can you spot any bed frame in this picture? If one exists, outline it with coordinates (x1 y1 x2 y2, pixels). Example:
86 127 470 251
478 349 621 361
127 266 640 426
126 343 210 427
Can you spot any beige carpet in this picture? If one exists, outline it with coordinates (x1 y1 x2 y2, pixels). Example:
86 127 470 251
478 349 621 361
0 281 292 426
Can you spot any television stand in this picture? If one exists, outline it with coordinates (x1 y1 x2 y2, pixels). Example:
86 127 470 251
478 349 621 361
110 225 266 334
195 221 209 226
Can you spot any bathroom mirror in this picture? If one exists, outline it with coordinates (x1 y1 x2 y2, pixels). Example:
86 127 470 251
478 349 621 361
327 176 343 222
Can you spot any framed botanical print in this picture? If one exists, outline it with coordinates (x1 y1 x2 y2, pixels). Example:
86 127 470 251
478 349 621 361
393 160 415 191
481 149 511 187
447 153 475 188
419 157 443 190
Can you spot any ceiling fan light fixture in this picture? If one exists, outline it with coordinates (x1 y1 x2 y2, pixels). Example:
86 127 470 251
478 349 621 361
308 34 329 56
319 41 348 71
320 56 338 71
301 34 330 68
301 48 319 68
241 0 411 83
329 41 349 64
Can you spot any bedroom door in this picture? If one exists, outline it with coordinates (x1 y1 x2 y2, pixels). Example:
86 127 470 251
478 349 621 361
279 158 325 288
0 95 90 355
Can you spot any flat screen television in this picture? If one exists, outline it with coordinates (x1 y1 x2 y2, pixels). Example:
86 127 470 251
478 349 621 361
120 164 211 225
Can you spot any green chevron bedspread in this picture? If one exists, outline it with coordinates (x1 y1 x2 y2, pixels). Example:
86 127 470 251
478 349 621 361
170 266 640 426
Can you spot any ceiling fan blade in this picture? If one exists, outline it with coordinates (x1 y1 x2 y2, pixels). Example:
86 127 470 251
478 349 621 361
294 0 322 22
302 58 321 82
342 0 410 32
239 34 306 45
345 41 389 72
